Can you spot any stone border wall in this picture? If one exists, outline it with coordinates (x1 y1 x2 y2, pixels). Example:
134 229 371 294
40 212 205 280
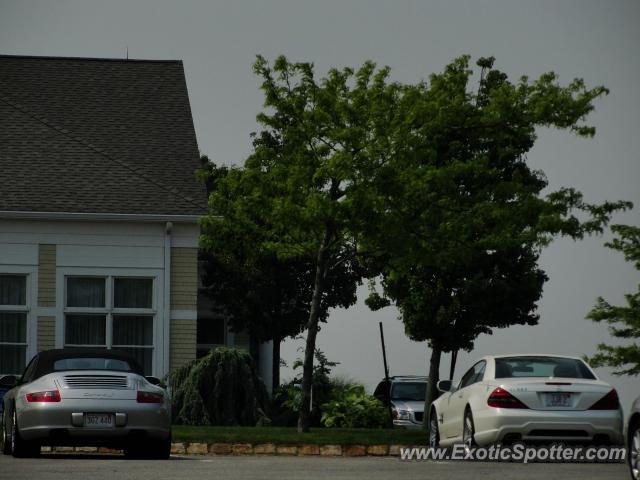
42 443 421 457
172 442 414 456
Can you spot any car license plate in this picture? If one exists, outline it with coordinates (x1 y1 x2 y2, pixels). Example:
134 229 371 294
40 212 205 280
545 392 572 407
84 413 114 428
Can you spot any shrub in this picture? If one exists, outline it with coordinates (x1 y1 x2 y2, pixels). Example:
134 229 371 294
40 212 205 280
168 347 270 426
320 384 387 428
272 347 340 427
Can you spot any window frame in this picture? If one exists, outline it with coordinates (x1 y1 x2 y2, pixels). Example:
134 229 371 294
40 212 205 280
0 273 30 375
458 360 486 390
64 275 109 348
63 275 156 373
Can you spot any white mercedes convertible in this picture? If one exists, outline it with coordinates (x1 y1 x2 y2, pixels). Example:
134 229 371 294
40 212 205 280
429 354 624 447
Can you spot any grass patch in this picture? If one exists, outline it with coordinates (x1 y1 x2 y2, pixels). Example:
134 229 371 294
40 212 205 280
172 425 427 445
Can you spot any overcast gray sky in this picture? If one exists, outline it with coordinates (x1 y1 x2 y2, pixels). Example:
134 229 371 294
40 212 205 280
1 0 638 411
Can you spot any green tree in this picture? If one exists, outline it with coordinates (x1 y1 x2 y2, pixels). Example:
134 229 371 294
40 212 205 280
200 158 306 391
364 56 631 424
214 57 398 431
201 55 402 432
586 224 640 375
200 158 362 392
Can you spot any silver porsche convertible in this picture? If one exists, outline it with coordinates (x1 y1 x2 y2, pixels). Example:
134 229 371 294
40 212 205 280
0 349 171 458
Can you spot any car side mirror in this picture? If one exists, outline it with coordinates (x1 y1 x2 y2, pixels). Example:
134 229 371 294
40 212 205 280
145 376 163 387
0 375 18 389
437 380 453 393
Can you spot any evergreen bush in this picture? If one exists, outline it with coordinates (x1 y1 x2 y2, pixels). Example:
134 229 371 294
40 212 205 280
168 347 270 426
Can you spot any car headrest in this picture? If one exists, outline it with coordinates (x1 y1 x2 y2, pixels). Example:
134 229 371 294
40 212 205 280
553 364 576 378
495 362 513 378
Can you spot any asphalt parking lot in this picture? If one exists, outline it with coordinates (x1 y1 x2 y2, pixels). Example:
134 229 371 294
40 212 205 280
0 453 629 480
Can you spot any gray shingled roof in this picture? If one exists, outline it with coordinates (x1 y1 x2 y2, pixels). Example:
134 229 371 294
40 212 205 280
0 55 207 217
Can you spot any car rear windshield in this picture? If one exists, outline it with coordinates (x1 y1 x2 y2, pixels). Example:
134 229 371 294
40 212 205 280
53 357 134 372
391 382 427 401
494 356 596 379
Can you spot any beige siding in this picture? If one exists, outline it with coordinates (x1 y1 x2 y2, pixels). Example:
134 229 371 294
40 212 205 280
170 319 196 371
38 244 56 307
170 247 197 310
37 316 56 352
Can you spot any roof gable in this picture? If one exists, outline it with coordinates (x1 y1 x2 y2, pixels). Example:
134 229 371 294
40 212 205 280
0 55 207 217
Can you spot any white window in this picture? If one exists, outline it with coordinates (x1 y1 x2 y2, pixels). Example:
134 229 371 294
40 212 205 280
64 276 154 374
0 275 28 374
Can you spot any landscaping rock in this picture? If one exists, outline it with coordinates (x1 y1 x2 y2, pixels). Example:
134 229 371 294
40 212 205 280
209 443 232 455
170 443 186 454
299 444 320 455
344 445 366 457
276 445 298 455
320 445 342 456
75 446 98 453
53 446 74 453
232 443 254 455
186 442 209 455
98 447 121 454
253 443 276 454
367 445 389 456
388 445 404 456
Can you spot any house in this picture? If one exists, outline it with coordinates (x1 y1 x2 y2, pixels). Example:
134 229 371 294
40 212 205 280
0 54 272 383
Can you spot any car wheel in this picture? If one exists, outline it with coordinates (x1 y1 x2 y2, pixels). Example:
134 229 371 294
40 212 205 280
155 432 171 460
0 410 11 455
463 408 477 452
429 409 440 448
12 410 39 458
630 419 640 480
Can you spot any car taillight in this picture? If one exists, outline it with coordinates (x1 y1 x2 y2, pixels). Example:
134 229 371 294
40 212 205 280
26 390 61 402
137 390 164 403
487 387 529 409
588 389 620 410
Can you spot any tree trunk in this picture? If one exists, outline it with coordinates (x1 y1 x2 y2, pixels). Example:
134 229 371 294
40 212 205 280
272 335 281 393
423 346 442 430
297 228 331 433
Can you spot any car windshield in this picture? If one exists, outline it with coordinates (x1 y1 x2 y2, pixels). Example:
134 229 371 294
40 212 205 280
53 357 134 372
391 382 426 401
494 356 596 379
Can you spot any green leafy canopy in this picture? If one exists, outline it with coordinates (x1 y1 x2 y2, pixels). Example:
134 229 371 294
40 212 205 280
363 55 631 351
586 224 640 376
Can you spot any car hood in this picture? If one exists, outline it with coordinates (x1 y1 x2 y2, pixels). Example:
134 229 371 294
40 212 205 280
391 399 425 412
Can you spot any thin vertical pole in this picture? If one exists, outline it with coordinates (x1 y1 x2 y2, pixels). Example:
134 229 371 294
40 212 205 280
449 350 458 380
379 322 393 428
